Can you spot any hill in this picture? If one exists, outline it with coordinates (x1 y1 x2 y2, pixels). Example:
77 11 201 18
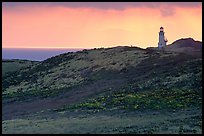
2 40 202 134
165 38 202 57
2 59 38 77
168 38 202 49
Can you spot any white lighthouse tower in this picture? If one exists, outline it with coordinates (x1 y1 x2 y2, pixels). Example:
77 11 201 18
158 26 168 49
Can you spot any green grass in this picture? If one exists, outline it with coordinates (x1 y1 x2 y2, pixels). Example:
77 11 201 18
1 46 151 97
3 85 80 101
2 59 38 77
55 88 202 113
2 108 201 134
2 46 202 134
2 47 201 101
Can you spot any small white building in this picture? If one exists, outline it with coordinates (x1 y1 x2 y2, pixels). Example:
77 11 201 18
158 27 168 49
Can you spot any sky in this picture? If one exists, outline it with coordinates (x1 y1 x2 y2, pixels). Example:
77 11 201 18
2 2 202 49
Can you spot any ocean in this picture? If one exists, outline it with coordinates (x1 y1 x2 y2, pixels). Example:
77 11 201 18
2 48 84 61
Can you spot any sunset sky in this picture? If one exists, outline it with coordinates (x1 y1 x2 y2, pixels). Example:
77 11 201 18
2 2 202 49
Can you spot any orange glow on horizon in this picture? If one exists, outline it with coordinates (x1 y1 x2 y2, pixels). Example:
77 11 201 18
2 3 202 49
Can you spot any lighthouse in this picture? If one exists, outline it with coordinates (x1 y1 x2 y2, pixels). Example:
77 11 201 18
158 27 168 49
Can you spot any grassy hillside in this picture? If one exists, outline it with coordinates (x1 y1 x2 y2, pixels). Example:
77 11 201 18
2 42 202 134
2 47 148 99
2 108 201 134
2 46 201 100
165 38 202 57
2 59 38 77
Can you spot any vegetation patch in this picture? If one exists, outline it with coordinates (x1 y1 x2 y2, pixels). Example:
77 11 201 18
55 88 201 113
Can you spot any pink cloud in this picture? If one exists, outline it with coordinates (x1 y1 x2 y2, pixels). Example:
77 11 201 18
2 3 202 49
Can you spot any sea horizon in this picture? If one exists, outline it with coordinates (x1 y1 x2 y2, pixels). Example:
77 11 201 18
2 48 87 61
